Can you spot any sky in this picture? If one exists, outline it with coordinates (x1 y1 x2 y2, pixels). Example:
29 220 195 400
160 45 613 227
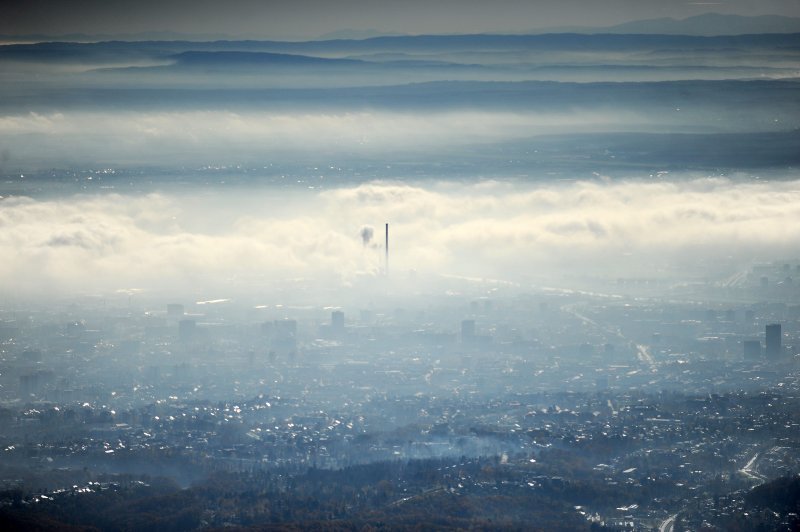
3 0 800 39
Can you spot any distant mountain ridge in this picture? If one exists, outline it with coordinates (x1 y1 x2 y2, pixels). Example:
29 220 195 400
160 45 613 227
2 13 800 44
0 31 236 44
544 13 800 36
172 51 365 66
2 32 797 61
316 29 407 40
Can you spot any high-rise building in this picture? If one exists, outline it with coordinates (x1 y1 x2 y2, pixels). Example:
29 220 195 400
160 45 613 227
331 310 344 332
765 323 782 358
743 340 761 359
275 319 297 336
461 319 475 342
272 319 298 359
178 319 196 342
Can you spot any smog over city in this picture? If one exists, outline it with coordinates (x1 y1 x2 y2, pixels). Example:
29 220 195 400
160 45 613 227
1 1 800 530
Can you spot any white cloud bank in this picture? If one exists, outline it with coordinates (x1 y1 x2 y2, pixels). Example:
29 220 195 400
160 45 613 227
1 177 799 299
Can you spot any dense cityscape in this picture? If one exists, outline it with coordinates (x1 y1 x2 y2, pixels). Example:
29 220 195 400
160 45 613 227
1 257 799 530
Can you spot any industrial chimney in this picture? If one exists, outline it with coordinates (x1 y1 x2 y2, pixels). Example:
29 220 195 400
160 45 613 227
385 222 389 277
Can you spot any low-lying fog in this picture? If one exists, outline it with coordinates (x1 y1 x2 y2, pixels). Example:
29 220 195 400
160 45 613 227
2 176 799 301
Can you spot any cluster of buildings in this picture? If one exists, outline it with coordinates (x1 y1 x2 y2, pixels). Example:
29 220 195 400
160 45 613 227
0 261 799 528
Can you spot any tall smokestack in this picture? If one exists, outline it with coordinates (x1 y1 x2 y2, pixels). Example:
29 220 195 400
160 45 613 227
385 223 389 276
